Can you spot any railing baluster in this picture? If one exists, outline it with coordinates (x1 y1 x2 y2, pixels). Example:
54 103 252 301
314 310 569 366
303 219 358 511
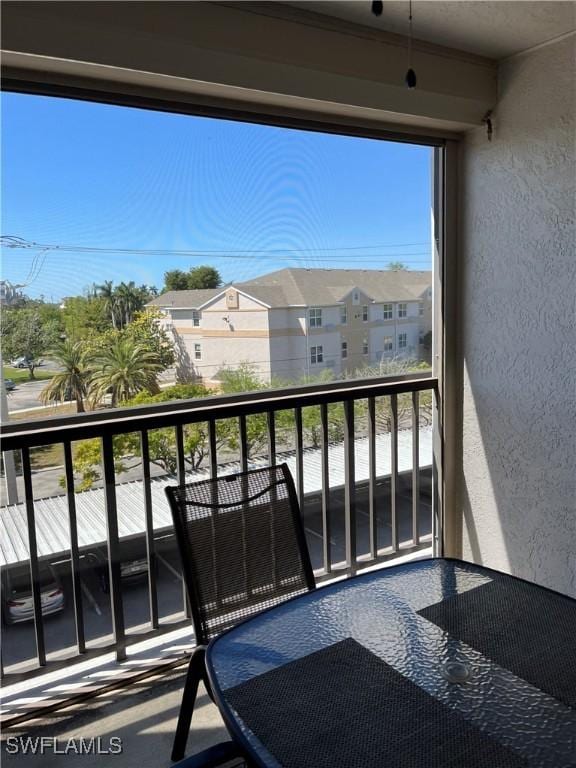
207 420 221 607
208 419 217 479
140 431 158 629
390 393 399 553
239 415 248 473
0 376 437 674
343 400 357 574
412 391 420 547
294 407 304 510
368 397 377 560
320 403 331 573
101 435 126 662
21 448 46 667
174 425 190 617
175 424 186 485
267 411 276 466
63 441 85 654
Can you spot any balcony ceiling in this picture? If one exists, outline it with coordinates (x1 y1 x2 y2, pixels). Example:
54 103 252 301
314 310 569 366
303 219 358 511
284 1 576 59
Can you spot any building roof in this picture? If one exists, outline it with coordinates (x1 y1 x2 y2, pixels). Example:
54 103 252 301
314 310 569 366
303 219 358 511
149 268 431 310
241 268 431 306
149 288 222 309
0 427 432 568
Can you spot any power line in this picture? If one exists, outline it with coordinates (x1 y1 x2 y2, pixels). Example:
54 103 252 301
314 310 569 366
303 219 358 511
1 236 430 258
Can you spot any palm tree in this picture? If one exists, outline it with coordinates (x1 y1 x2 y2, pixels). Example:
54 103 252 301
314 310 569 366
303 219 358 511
88 338 163 407
96 280 118 329
40 340 90 413
114 282 150 328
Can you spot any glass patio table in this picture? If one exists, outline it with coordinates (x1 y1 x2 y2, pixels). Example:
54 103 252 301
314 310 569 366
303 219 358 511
206 558 576 768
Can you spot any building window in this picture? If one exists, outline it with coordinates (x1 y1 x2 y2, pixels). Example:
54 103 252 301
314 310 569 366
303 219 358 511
362 338 369 355
383 336 393 352
192 311 200 327
362 305 369 322
398 303 407 318
353 291 359 304
419 303 424 316
398 333 407 349
383 303 393 320
309 308 322 328
194 343 202 360
310 345 323 364
341 341 348 359
340 305 347 324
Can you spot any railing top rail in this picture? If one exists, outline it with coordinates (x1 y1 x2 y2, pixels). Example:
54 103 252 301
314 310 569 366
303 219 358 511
1 373 437 450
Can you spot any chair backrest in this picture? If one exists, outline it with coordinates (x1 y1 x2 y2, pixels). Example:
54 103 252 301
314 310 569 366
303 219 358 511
165 463 315 644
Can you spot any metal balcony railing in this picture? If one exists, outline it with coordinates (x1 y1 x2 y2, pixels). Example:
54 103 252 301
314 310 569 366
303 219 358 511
0 373 438 677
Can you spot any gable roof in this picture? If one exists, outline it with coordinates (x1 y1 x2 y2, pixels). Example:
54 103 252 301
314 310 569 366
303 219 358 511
149 268 431 309
148 288 221 309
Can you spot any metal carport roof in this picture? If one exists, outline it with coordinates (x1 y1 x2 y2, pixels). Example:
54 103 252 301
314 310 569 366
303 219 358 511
0 427 432 568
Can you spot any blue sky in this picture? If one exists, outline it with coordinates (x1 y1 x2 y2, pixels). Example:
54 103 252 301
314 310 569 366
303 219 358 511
1 93 432 301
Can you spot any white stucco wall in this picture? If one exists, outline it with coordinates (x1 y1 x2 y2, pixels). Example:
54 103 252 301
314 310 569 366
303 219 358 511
459 36 576 596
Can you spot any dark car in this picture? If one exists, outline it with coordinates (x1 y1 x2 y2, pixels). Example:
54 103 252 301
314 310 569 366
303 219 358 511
88 548 149 593
2 563 65 624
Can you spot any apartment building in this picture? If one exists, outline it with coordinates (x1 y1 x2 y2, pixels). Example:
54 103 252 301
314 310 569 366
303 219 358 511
150 268 432 384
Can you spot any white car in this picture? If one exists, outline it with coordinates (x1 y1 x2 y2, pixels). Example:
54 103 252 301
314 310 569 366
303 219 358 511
2 564 65 624
11 357 29 368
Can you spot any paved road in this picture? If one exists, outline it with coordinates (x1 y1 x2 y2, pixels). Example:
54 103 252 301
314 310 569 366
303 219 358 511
5 379 53 412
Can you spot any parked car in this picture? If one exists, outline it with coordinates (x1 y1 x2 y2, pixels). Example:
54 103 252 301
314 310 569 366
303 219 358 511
2 563 65 625
88 548 149 593
10 357 43 368
10 357 30 368
4 379 16 391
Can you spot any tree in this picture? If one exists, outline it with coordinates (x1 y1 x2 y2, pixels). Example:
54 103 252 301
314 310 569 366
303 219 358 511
60 435 130 492
387 261 409 270
88 338 164 407
218 363 270 456
95 280 119 329
61 295 111 338
162 265 222 293
95 280 152 329
163 269 190 292
0 307 60 379
187 265 222 289
40 340 90 412
123 309 175 369
65 384 218 488
127 384 219 471
114 281 150 327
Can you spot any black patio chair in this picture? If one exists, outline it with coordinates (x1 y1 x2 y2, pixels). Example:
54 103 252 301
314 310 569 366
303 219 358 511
165 463 316 763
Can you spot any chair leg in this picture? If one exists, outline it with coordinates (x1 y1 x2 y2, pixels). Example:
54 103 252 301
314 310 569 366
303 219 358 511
201 663 215 703
172 646 206 762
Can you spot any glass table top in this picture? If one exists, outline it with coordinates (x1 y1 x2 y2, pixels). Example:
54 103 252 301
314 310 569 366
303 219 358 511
206 558 576 768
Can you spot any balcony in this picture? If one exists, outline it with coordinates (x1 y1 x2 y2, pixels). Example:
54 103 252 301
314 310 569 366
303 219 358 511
1 0 573 764
0 373 437 742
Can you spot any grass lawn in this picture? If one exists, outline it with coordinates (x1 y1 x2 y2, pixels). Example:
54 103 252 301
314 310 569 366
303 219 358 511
8 404 78 469
8 404 78 421
3 366 54 384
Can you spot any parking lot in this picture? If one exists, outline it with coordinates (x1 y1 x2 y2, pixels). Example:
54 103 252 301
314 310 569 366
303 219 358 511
2 473 432 672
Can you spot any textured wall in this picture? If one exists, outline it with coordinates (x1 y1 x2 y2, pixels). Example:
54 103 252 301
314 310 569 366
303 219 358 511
459 36 576 595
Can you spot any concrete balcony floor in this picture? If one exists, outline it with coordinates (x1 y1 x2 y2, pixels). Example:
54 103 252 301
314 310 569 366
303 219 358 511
1 667 234 767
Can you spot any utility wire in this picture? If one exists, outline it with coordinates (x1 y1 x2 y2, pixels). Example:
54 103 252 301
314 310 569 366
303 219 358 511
1 236 430 257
